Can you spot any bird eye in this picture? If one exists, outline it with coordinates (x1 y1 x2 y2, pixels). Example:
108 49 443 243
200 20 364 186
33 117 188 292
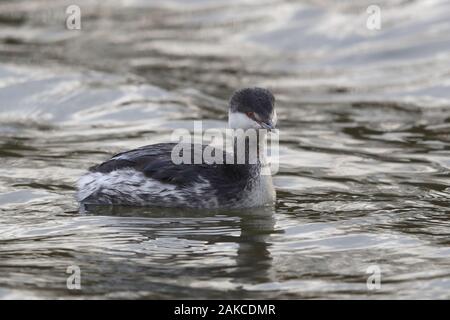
246 112 254 117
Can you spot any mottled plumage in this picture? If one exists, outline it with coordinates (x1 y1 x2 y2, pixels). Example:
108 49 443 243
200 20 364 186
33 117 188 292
77 87 277 209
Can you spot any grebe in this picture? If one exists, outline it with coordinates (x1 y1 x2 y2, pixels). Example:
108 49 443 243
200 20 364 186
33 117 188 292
76 87 277 208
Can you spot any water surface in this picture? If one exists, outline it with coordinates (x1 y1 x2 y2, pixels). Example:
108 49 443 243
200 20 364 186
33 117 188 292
0 0 449 299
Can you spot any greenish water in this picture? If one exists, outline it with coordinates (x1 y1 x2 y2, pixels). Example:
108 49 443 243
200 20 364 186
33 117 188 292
0 0 449 299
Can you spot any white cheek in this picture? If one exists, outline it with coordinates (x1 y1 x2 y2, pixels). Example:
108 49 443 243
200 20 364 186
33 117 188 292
272 110 278 126
228 111 260 129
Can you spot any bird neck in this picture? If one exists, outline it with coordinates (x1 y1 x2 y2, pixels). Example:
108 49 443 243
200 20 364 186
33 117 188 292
232 129 268 165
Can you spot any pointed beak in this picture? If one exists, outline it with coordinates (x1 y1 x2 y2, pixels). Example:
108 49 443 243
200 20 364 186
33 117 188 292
260 120 275 131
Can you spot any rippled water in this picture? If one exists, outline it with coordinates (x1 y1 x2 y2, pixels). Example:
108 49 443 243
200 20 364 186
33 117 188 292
0 0 449 299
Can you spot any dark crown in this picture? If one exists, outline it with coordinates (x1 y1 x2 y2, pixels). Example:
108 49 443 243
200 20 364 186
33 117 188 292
229 87 275 121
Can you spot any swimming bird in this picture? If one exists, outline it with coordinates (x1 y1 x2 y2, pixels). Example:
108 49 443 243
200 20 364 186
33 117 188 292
76 87 277 209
